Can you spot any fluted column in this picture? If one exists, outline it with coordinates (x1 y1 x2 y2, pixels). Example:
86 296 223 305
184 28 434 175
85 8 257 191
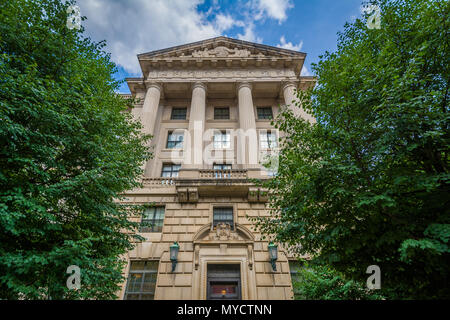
237 82 258 168
283 82 315 123
141 82 162 172
186 82 206 168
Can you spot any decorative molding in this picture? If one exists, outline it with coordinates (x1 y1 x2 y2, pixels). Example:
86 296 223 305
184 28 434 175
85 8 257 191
146 68 297 82
282 81 297 91
194 244 200 270
145 81 163 91
237 81 252 91
247 244 254 270
191 81 207 93
210 223 239 241
192 46 252 58
177 187 198 202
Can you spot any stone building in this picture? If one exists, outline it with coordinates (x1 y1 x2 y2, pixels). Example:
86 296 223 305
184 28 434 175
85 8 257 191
119 37 315 300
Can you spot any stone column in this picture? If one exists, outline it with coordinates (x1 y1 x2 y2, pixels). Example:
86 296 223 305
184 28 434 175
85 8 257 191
185 82 206 169
237 82 258 168
142 82 162 135
283 81 315 123
141 82 162 172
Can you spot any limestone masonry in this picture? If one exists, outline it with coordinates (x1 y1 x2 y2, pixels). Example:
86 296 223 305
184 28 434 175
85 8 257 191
119 36 315 300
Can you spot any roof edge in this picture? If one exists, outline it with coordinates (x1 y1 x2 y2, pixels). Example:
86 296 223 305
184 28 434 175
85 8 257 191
137 36 306 58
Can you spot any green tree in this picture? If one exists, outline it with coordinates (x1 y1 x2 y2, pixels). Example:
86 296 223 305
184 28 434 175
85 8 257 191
0 0 151 299
291 263 384 300
256 0 449 299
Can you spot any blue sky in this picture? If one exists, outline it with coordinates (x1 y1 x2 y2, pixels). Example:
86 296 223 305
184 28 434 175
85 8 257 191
77 0 364 93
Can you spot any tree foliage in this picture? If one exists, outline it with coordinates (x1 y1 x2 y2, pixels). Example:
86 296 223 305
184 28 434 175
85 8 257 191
256 0 449 299
291 263 384 300
0 0 151 299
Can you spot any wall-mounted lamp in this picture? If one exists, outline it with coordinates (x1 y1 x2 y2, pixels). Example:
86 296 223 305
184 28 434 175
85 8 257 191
268 242 278 271
170 242 179 272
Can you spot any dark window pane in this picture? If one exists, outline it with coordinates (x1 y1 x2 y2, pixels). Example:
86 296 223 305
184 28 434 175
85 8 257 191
260 131 277 149
213 207 233 228
140 207 165 233
257 107 273 119
125 261 158 300
142 273 156 292
144 261 159 271
213 131 230 149
130 261 145 271
171 108 187 120
213 164 231 170
214 107 230 119
126 273 143 292
166 131 184 149
161 164 180 177
211 283 237 294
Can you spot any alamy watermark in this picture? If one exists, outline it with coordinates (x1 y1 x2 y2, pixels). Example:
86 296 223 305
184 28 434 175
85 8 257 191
66 5 81 30
361 4 381 29
366 265 381 290
66 265 81 290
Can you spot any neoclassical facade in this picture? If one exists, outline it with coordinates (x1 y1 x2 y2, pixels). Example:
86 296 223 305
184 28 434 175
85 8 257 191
119 37 315 300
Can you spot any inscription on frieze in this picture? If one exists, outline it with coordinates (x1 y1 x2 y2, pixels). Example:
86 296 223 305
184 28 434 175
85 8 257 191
147 69 296 80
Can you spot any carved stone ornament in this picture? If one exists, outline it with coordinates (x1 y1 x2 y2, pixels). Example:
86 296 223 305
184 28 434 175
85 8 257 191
208 222 240 241
192 46 251 58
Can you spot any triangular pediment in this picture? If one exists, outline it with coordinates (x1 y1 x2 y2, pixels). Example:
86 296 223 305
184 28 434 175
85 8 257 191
138 36 305 60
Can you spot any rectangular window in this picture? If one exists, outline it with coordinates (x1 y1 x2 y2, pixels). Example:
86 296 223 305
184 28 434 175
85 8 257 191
166 131 184 149
213 163 232 171
289 261 304 300
260 131 277 149
124 261 158 300
213 131 231 149
213 207 234 228
171 107 187 120
161 163 181 178
140 206 165 233
257 107 273 120
214 107 230 120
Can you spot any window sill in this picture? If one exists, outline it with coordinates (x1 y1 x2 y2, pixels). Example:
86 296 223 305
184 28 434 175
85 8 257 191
162 148 184 152
136 232 162 242
256 119 274 122
210 148 233 151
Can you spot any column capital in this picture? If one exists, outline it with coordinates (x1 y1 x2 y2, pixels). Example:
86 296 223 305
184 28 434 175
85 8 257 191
191 81 207 92
237 81 253 91
282 81 297 91
144 81 163 92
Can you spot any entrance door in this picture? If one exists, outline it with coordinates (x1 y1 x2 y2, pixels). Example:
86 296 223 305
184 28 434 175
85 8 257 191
206 264 241 300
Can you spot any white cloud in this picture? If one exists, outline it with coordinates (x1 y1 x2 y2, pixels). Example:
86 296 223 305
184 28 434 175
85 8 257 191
215 14 239 33
254 0 293 23
76 0 294 74
276 36 303 51
300 65 311 76
77 0 233 74
237 23 263 43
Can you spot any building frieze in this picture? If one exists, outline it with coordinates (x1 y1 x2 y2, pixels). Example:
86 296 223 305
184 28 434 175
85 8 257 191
146 68 297 81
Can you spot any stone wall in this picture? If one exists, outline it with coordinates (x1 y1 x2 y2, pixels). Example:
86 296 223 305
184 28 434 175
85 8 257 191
119 195 294 300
